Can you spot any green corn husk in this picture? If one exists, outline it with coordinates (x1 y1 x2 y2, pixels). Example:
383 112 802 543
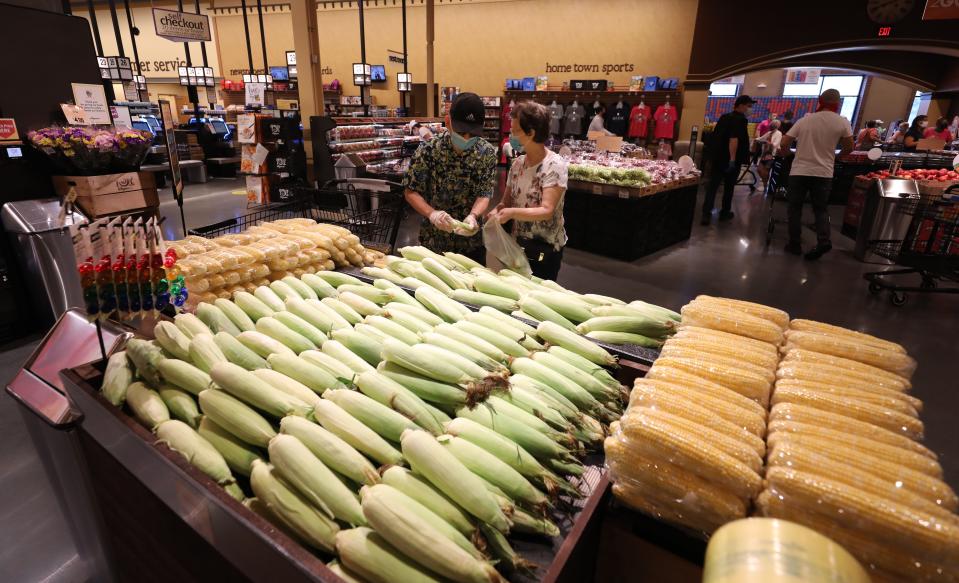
536 321 617 367
512 309 538 322
511 508 561 538
101 351 133 406
311 271 365 288
363 267 406 284
331 328 384 366
451 289 518 312
272 311 329 348
527 291 593 324
454 403 575 464
380 466 476 537
415 285 469 321
268 434 365 525
494 385 573 431
629 299 681 322
198 417 261 477
399 276 427 290
224 482 246 501
322 339 375 373
126 381 170 430
508 374 580 420
158 383 201 428
384 286 422 308
585 330 664 348
198 389 276 448
400 430 512 535
381 339 471 385
321 297 364 324
486 396 576 447
326 559 365 583
383 308 434 335
412 343 493 382
591 302 673 322
472 274 521 301
353 322 393 345
361 484 485 561
312 399 404 466
378 362 469 407
433 323 509 364
196 302 242 336
211 362 312 418
125 338 166 387
364 315 421 345
384 301 444 326
305 298 352 330
518 296 576 331
577 315 674 338
280 416 380 486
356 371 443 435
250 460 339 553
421 257 467 291
281 276 318 300
546 346 621 390
338 291 385 317
299 350 357 385
156 419 235 486
189 333 229 373
284 297 336 333
581 293 627 306
252 368 322 409
154 321 192 361
233 291 275 322
423 401 453 427
477 306 536 335
269 280 301 303
237 330 296 359
338 284 391 305
531 351 619 400
175 312 214 338
421 332 507 374
214 332 269 370
300 273 343 298
156 358 212 396
460 313 527 348
215 298 256 332
255 316 316 353
398 245 451 265
373 278 398 290
443 251 484 271
267 352 347 394
478 523 538 574
323 388 419 443
572 416 606 448
253 286 286 312
510 357 602 414
439 435 548 508
335 527 444 583
413 267 456 298
451 321 529 358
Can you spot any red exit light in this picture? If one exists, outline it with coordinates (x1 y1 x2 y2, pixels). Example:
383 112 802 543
878 26 893 37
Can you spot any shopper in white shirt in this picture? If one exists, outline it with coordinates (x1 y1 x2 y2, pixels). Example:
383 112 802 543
755 119 782 185
587 104 614 136
778 88 853 260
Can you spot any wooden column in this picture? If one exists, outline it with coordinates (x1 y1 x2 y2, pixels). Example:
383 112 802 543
426 0 435 117
290 0 325 176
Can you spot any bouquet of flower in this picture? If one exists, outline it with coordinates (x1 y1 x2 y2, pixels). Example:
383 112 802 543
28 126 153 175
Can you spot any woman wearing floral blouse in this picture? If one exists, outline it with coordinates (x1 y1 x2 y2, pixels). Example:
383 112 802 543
488 101 569 279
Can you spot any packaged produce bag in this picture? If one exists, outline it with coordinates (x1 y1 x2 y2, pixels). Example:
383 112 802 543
482 219 531 277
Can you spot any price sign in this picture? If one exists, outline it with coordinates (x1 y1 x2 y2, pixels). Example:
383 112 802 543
591 184 603 195
60 103 90 125
618 188 631 199
596 135 623 153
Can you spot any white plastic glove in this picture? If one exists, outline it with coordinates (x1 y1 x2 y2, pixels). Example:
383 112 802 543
453 214 479 236
429 210 455 232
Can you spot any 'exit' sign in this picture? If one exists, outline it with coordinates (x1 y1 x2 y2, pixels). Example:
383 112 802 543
878 26 893 36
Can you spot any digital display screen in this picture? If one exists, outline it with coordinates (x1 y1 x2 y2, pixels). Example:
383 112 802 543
371 65 386 82
7 147 22 158
270 66 289 81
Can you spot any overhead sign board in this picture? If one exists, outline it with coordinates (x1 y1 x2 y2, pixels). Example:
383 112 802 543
153 8 211 43
923 0 959 20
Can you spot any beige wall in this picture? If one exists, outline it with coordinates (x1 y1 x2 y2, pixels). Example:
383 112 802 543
742 70 785 98
858 76 916 130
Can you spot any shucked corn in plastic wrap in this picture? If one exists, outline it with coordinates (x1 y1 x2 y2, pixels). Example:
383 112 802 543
168 221 384 306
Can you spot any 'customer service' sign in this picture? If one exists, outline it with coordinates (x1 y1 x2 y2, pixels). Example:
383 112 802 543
153 8 211 43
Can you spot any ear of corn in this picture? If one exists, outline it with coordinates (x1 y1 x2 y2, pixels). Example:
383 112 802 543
198 389 277 448
644 365 767 420
381 338 473 385
487 394 573 440
255 316 316 354
586 330 664 348
335 527 444 583
252 369 322 409
269 280 301 303
545 345 620 390
529 352 617 401
214 298 256 332
125 338 166 386
305 298 352 330
411 266 454 295
377 362 468 407
443 251 484 271
380 466 476 537
629 300 681 321
233 291 276 322
126 381 170 431
323 388 420 443
519 296 576 331
770 385 923 440
157 384 201 428
412 343 491 382
511 508 561 538
782 348 911 390
279 416 380 486
679 302 783 345
272 311 329 348
364 315 421 345
210 362 311 419
384 287 423 308
237 330 296 359
692 295 789 330
476 306 536 336
455 403 574 463
301 273 344 297
154 321 192 361
338 291 386 317
451 321 529 358
213 332 269 370
422 332 506 375
156 419 235 490
356 370 444 434
420 257 467 291
312 270 366 287
789 319 906 353
527 291 594 324
196 302 242 336
383 308 434 335
633 378 765 438
774 377 919 417
400 276 427 290
432 324 508 364
510 357 601 413
472 274 521 301
299 350 357 385
338 284 391 305
267 352 346 394
326 560 365 583
450 289 519 313
439 435 547 507
198 416 261 477
661 345 776 384
660 335 780 371
783 330 916 379
385 301 444 326
536 320 617 367
250 460 339 553
674 325 780 357
312 399 404 466
174 312 214 339
188 333 229 373
576 315 675 338
268 434 365 525
400 430 512 535
331 328 384 366
363 267 406 285
322 339 375 373
101 351 134 406
414 286 464 322
777 361 912 397
321 297 364 324
281 275 318 300
254 286 287 312
652 356 771 406
156 358 212 396
508 374 580 420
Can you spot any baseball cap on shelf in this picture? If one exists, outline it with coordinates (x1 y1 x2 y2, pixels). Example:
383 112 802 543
734 95 757 107
449 92 485 136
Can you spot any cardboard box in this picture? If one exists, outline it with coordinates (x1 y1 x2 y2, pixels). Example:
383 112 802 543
52 172 158 217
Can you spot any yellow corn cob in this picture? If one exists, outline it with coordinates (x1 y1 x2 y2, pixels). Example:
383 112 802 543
628 386 765 456
771 385 924 440
643 365 768 420
660 336 780 371
775 377 919 417
611 479 733 535
679 302 784 345
652 356 771 406
674 325 780 357
692 295 789 331
756 490 959 583
658 344 777 383
781 349 911 390
631 378 766 438
788 319 907 354
613 408 762 500
764 467 959 565
767 418 937 461
777 361 914 400
770 402 934 460
783 330 917 379
765 440 954 520
767 428 942 478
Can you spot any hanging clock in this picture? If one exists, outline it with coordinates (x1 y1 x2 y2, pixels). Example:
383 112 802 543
866 0 915 24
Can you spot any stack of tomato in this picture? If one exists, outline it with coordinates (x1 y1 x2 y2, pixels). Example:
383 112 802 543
861 168 959 181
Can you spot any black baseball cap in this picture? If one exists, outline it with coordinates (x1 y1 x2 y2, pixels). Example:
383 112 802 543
735 95 757 107
449 92 485 136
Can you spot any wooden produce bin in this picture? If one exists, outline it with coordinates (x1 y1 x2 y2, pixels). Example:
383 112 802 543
52 172 158 218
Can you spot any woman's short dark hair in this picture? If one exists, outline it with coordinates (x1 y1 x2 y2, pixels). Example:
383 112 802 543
911 114 928 129
511 101 551 143
936 117 949 131
865 120 877 128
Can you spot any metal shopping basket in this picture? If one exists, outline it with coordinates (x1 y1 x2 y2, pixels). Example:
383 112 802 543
863 186 959 306
308 178 406 254
187 198 318 238
764 156 791 247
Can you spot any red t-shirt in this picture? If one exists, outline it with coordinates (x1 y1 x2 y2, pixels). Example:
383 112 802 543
628 104 651 138
923 127 954 141
653 104 677 139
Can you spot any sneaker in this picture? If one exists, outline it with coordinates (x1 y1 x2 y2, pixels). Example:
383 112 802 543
804 243 832 261
784 242 802 255
700 214 712 226
718 211 735 221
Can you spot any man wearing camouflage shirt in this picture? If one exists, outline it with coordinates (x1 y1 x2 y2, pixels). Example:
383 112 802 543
403 92 497 263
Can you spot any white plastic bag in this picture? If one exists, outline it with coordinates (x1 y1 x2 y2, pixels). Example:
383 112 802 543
482 219 532 276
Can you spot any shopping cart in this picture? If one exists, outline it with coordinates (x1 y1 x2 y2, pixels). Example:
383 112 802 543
309 178 406 254
187 198 318 238
863 186 959 306
764 155 791 247
736 163 759 193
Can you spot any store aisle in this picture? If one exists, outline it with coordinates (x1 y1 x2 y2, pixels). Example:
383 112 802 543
157 178 251 241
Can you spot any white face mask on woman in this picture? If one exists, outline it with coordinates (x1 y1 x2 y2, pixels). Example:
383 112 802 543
919 121 929 128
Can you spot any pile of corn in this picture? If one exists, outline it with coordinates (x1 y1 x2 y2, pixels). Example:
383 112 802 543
170 220 383 306
366 246 678 349
605 295 785 533
757 319 959 582
101 267 627 582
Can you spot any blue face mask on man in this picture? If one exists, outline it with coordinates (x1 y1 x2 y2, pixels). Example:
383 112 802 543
451 130 481 151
